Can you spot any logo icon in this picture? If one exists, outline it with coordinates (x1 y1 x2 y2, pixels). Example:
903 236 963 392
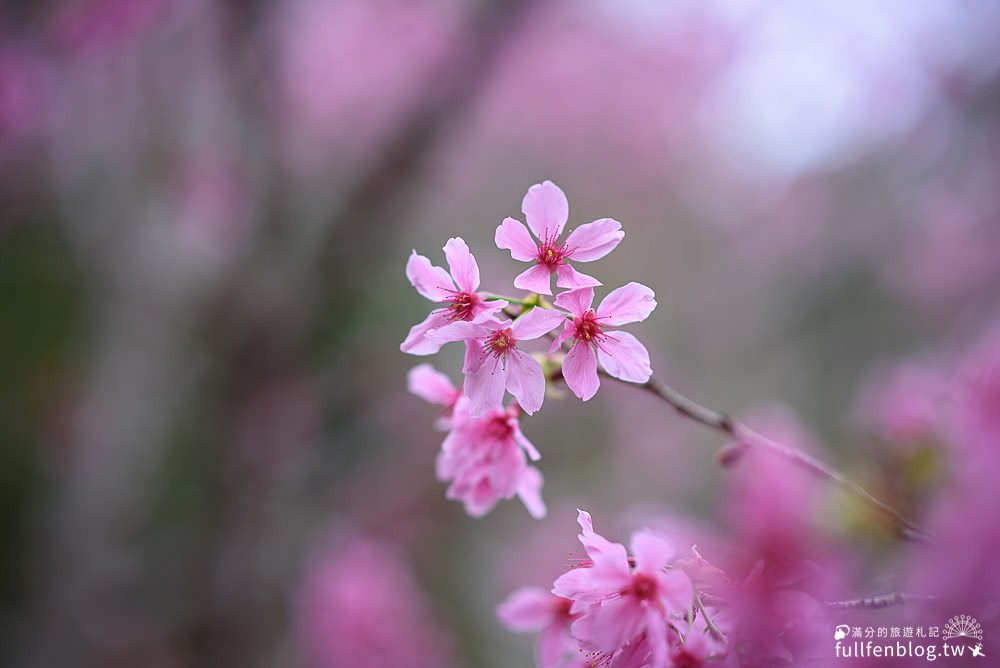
834 624 850 640
943 615 983 642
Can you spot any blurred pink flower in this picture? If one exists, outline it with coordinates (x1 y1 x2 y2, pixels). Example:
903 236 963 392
435 399 546 519
295 534 453 668
710 559 830 665
496 180 623 295
724 407 825 559
497 587 578 668
551 284 656 401
269 0 456 173
854 360 944 448
552 510 693 667
908 329 1000 631
430 308 566 416
401 237 507 355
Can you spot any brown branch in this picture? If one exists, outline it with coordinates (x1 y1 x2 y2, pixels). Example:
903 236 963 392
626 373 931 543
508 302 932 543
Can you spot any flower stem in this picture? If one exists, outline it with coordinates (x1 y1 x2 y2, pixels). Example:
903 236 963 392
695 593 728 643
487 294 536 307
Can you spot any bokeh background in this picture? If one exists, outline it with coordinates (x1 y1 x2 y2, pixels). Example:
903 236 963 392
2 0 1000 666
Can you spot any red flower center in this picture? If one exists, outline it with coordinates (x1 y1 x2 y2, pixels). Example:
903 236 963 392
483 414 514 440
626 573 657 601
443 290 480 321
536 238 569 269
573 310 605 344
484 328 517 363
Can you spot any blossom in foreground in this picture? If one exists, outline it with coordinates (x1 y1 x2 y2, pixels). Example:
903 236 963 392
401 237 507 355
552 510 694 667
430 307 567 416
435 398 546 518
551 284 656 400
496 180 624 295
497 587 578 668
295 534 453 668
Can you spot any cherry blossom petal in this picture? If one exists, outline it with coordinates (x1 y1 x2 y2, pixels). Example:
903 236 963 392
655 570 694 614
538 622 570 668
555 263 601 290
514 264 554 295
405 251 454 301
465 356 508 417
474 299 509 322
630 531 674 574
496 217 539 261
443 236 480 293
517 466 547 519
511 307 567 340
553 287 595 317
486 439 527 496
552 565 628 605
565 218 624 262
572 596 645 651
455 477 500 518
512 421 541 461
548 321 575 355
406 364 457 406
427 320 491 344
497 587 556 631
575 510 631 570
597 332 652 384
522 180 569 240
506 350 545 415
400 311 451 355
563 341 600 401
644 607 670 668
596 282 656 326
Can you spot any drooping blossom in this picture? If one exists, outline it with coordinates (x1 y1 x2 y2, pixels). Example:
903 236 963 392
552 510 694 667
551 284 656 401
435 398 546 519
295 534 454 668
497 587 578 668
401 237 507 355
430 307 566 416
495 180 624 295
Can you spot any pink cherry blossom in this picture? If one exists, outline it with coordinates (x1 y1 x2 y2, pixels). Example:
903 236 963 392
295 534 454 668
552 511 694 667
551 284 656 401
430 307 567 416
401 237 508 355
496 181 624 295
497 587 578 668
407 363 462 429
435 399 546 519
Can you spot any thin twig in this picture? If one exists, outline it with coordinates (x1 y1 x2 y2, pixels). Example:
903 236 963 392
629 373 931 543
501 300 933 543
695 593 729 642
498 284 932 543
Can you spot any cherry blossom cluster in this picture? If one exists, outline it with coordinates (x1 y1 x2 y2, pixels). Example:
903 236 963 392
498 510 725 668
402 181 656 517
